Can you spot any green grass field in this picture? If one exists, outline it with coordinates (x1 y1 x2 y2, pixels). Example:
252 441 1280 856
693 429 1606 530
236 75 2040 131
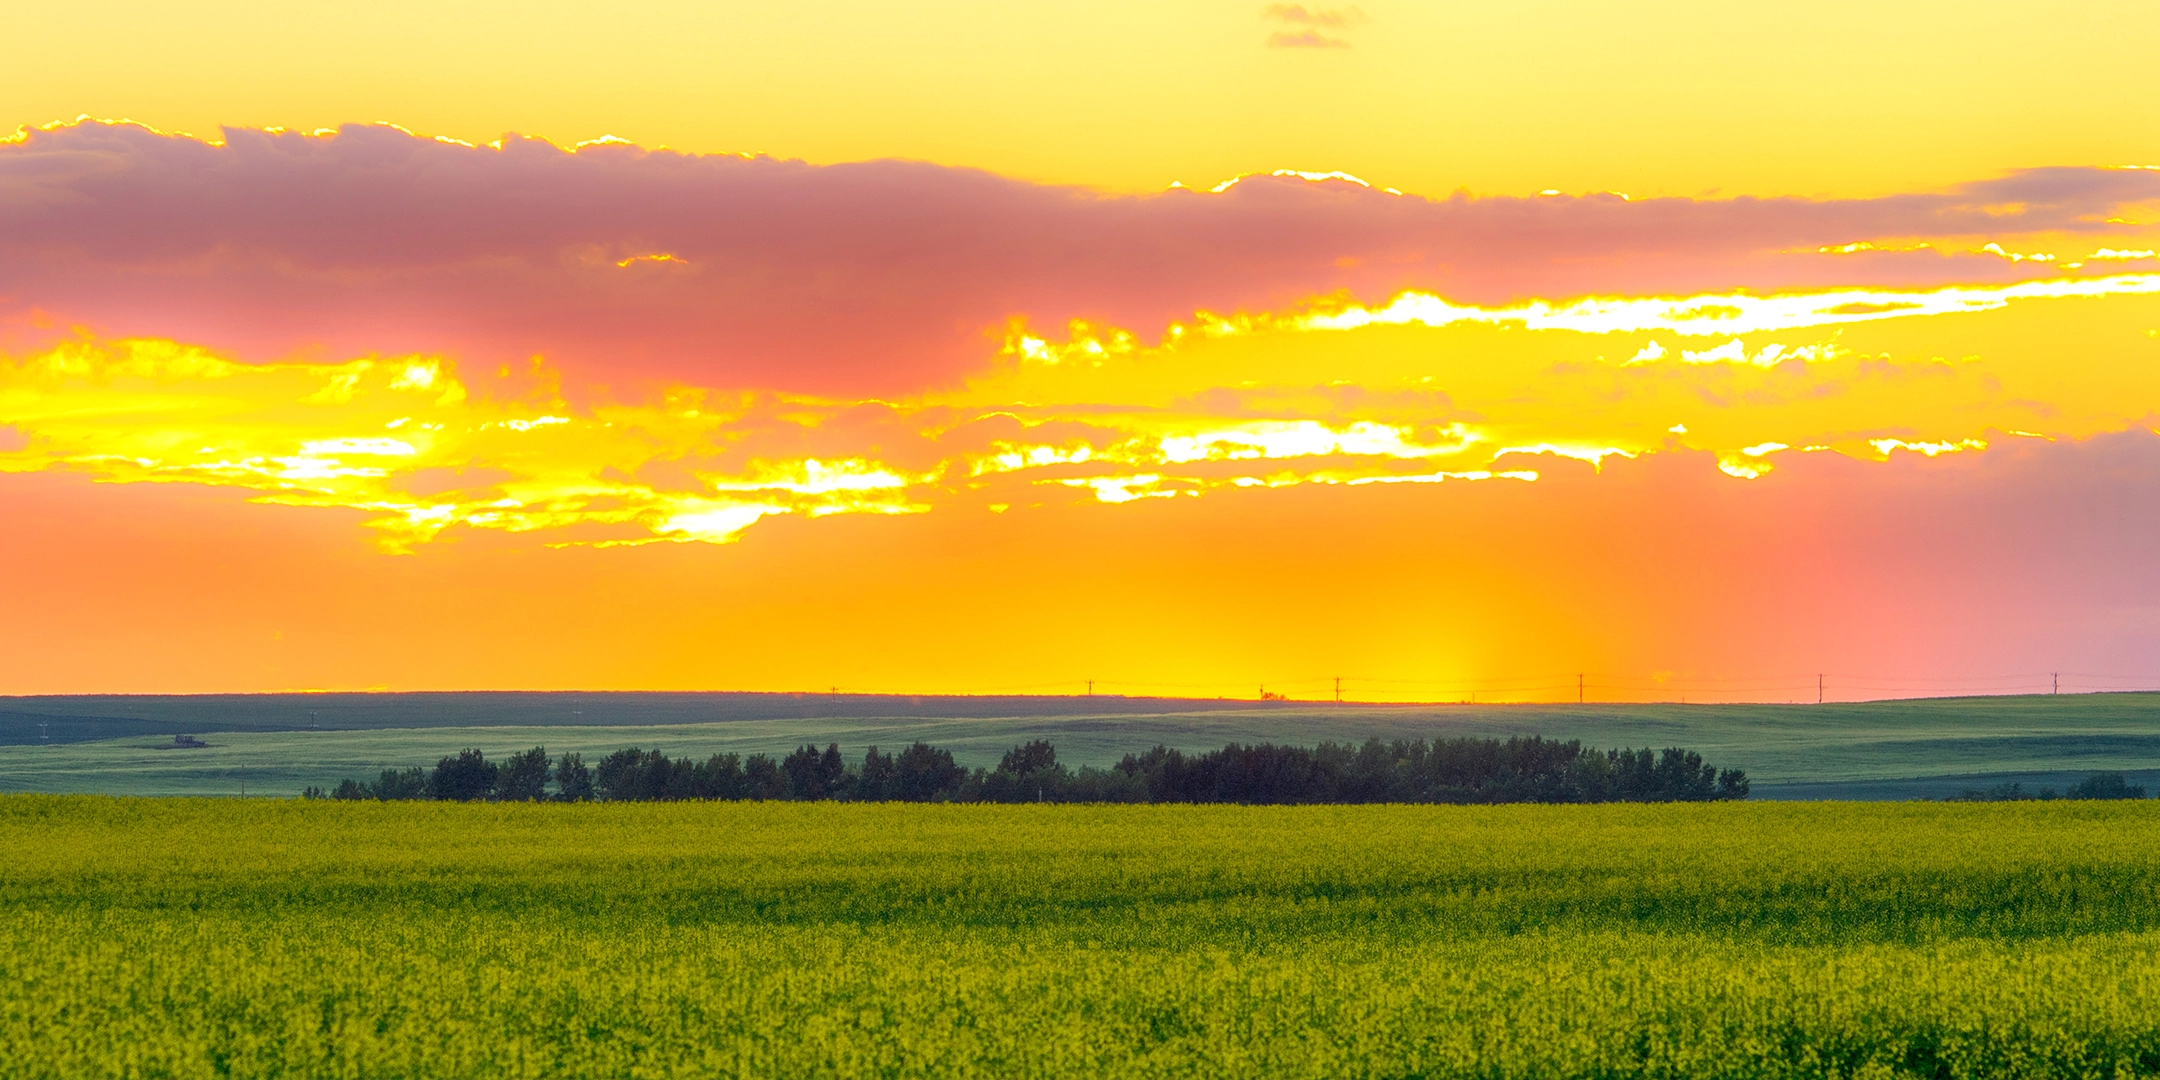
5 691 2160 798
7 796 2160 1077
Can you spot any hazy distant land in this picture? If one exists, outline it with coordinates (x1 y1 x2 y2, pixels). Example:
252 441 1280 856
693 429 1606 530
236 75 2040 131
3 690 2157 799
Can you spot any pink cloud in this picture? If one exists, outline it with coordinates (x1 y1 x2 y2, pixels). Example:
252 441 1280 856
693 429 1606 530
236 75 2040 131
1263 4 1367 28
2 121 2156 394
1268 29 1352 48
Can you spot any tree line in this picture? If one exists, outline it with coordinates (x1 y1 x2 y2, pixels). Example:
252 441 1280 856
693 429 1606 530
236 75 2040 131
304 735 1752 804
1943 773 2147 801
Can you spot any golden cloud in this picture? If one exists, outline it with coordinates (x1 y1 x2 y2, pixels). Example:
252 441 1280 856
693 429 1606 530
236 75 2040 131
5 272 2157 548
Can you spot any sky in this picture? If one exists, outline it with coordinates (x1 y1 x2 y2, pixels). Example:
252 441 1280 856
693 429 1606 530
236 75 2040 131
3 1 2159 700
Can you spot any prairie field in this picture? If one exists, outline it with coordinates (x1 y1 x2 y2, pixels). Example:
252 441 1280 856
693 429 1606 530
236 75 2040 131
7 798 2160 1078
7 691 2160 799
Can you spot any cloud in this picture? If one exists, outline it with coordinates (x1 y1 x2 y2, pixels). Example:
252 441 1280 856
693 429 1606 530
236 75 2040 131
1283 274 2160 337
1 121 2157 399
7 257 2152 551
1268 29 1352 48
1263 4 1367 28
1263 5 1363 48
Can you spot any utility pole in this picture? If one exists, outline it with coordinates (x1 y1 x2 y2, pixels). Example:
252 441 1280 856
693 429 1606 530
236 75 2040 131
2053 672 2059 695
1577 674 1584 704
1818 674 1824 704
1086 679 1093 697
1334 676 1342 704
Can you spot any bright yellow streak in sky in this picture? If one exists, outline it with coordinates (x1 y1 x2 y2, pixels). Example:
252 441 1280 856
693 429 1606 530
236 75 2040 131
8 280 2159 554
6 0 2157 199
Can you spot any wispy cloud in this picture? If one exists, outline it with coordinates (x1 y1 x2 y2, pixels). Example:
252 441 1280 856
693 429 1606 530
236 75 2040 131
1268 29 1353 49
1263 4 1366 47
1264 4 1367 28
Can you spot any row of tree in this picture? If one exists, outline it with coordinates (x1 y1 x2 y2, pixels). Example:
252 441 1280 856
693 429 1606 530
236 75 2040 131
1943 773 2147 801
1110 739 1749 803
305 735 1752 804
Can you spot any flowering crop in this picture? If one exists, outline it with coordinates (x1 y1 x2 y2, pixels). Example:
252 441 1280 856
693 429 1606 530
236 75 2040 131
3 798 2160 1077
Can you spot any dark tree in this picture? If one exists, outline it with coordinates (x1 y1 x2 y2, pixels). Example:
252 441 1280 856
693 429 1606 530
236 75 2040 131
2067 772 2146 800
497 746 552 802
429 749 498 802
1110 737 1745 805
373 767 428 800
1116 745 1185 801
595 748 668 801
588 748 751 801
818 742 847 797
308 733 1747 807
703 753 747 800
1000 739 1057 776
744 753 786 799
782 744 828 799
1716 768 1751 799
894 742 964 801
769 743 852 800
857 746 897 801
554 752 594 801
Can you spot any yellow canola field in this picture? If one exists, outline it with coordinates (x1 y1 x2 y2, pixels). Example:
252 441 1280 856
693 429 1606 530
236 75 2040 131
5 798 2160 1078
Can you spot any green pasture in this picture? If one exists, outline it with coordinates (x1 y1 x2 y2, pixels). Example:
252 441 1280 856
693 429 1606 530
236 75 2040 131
7 797 2160 1078
3 691 2160 798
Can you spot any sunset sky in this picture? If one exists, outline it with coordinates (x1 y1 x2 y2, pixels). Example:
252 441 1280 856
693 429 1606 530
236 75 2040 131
4 0 2159 700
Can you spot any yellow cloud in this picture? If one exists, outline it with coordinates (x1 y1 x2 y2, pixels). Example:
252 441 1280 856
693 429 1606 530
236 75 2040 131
1283 275 2160 337
7 271 2160 543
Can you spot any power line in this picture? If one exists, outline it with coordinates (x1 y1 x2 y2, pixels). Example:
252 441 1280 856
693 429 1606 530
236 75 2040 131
873 670 2160 705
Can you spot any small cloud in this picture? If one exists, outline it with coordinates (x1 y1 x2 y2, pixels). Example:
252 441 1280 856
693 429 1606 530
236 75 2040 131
1269 28 1353 48
1264 4 1364 47
1264 4 1368 28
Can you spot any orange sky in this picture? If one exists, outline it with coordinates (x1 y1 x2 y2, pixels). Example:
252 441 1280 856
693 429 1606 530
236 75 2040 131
3 2 2160 699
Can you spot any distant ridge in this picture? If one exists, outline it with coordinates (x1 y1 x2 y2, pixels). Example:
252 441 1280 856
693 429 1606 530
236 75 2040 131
0 691 1290 745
